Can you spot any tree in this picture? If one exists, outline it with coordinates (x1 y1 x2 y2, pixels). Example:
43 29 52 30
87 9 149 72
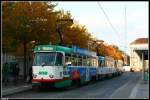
2 1 57 80
2 2 97 81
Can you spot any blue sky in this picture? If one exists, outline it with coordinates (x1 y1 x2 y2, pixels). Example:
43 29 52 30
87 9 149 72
52 1 148 55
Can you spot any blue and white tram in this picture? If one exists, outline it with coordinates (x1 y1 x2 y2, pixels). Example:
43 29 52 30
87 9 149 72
97 56 124 79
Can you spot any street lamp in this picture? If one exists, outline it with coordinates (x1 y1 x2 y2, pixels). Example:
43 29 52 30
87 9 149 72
22 24 31 81
96 40 104 44
56 19 73 45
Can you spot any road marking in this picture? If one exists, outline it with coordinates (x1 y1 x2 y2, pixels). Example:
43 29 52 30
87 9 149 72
23 85 31 87
109 79 132 98
129 78 141 99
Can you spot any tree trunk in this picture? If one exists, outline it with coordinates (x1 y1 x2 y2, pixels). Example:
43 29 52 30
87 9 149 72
23 41 27 81
96 47 99 56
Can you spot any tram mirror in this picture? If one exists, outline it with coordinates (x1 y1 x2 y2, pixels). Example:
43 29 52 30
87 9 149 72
41 62 46 66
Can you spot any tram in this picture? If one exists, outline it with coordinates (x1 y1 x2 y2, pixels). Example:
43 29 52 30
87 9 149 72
32 44 123 88
32 45 98 88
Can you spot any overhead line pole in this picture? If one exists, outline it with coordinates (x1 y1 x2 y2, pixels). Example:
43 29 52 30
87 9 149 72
124 5 128 65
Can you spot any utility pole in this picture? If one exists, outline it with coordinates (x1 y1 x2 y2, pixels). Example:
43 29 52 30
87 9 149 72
124 5 127 66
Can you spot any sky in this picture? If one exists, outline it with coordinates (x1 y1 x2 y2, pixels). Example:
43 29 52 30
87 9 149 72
52 1 148 55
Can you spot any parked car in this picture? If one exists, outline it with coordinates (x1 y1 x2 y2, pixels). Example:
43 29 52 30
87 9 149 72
130 68 134 72
123 66 131 72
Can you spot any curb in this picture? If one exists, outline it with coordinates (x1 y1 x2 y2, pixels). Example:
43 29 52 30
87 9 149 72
2 85 32 96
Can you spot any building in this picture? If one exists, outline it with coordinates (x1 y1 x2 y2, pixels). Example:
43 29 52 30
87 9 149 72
130 38 148 72
123 53 130 66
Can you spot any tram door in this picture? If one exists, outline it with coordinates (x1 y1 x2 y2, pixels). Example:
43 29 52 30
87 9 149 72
86 68 90 81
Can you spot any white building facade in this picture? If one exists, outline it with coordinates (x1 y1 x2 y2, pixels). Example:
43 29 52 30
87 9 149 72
130 38 148 72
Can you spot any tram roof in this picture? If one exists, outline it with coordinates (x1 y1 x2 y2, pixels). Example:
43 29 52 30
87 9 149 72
33 45 97 57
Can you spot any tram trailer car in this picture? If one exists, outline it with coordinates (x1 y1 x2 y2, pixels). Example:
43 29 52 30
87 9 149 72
97 56 123 79
32 45 98 88
115 60 124 75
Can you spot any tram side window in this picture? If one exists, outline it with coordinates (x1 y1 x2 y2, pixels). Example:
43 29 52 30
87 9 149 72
111 59 114 67
86 58 89 66
86 58 90 66
96 59 98 67
72 57 77 66
110 60 112 67
82 57 86 66
93 58 98 67
89 57 92 66
55 53 63 66
78 57 82 66
105 60 108 67
92 58 96 66
91 58 94 67
99 59 104 67
102 59 105 67
33 54 36 65
100 59 102 67
85 57 89 66
92 58 94 67
65 56 72 66
107 59 110 67
74 57 78 66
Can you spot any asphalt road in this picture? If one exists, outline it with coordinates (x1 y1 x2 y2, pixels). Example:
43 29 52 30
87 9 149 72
3 72 141 99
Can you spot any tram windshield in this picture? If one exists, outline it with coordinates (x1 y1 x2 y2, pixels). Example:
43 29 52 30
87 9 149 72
33 52 63 66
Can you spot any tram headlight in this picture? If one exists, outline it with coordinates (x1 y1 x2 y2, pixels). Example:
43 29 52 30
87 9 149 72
33 74 37 78
49 74 54 78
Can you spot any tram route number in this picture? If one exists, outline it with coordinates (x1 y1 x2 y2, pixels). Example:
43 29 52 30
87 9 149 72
38 71 48 75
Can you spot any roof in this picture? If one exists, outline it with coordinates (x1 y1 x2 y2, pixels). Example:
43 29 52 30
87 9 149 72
130 38 148 45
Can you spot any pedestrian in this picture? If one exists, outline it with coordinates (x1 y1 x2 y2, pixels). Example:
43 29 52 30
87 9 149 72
16 63 20 82
2 62 10 86
12 62 19 85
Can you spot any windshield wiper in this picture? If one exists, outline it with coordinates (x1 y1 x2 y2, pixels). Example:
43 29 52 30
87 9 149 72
41 62 46 67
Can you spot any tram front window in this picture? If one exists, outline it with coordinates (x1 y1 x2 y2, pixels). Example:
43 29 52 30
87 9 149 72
33 52 63 66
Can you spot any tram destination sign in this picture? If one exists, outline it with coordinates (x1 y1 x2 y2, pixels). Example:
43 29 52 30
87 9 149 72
36 45 54 51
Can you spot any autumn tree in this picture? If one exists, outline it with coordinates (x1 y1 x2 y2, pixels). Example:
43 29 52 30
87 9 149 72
63 23 92 49
2 1 98 80
2 1 57 80
89 39 124 61
54 10 93 49
2 2 17 54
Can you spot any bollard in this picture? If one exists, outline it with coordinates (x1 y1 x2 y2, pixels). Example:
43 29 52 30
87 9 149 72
144 71 148 81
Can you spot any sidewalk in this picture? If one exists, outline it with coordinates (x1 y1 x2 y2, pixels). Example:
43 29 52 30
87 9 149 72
109 76 149 99
2 77 32 96
129 78 149 99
